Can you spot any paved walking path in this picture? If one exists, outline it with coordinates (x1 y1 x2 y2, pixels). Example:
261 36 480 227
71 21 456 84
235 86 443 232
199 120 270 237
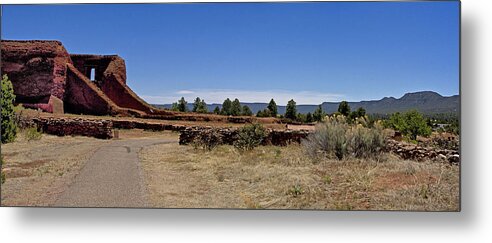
55 138 175 208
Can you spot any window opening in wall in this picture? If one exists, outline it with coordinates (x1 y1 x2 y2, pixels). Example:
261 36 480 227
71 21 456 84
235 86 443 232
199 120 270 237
90 68 96 81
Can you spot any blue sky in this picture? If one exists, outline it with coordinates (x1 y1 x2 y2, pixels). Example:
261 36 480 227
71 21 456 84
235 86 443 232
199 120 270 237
1 2 459 105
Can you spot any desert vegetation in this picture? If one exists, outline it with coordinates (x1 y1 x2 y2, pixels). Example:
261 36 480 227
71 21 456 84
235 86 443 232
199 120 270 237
140 134 459 211
138 108 459 210
302 115 386 161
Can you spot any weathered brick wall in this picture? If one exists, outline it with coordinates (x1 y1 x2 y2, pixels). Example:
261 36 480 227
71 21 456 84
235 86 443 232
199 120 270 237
19 117 113 139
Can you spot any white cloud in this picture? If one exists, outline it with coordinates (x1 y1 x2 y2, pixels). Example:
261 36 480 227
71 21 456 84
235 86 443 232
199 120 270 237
176 90 195 95
141 89 344 105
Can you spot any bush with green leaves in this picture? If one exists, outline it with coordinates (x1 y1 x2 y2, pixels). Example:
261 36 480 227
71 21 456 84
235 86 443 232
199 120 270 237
233 123 268 151
385 110 431 140
1 74 17 143
25 124 42 141
192 129 223 151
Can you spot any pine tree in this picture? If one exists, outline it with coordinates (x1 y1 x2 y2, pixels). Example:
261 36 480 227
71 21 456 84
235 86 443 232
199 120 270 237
221 98 232 115
356 107 366 117
241 105 253 116
285 99 297 120
313 105 325 122
213 106 221 114
198 99 208 113
171 102 179 111
177 97 188 112
267 98 278 117
193 97 208 113
338 101 350 116
1 74 17 143
192 97 201 112
306 112 313 123
231 98 241 116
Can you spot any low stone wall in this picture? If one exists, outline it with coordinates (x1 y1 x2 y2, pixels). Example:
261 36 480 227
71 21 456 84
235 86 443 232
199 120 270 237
179 127 310 146
386 139 460 164
20 117 113 139
179 127 460 164
111 120 188 132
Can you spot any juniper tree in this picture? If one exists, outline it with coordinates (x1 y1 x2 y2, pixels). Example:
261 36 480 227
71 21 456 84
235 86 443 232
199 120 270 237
1 74 17 143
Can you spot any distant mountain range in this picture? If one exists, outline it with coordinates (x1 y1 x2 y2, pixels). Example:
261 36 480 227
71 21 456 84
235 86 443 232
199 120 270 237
153 91 460 115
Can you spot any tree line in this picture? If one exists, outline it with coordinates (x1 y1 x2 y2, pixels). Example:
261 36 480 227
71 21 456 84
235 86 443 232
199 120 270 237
169 97 367 123
168 96 456 138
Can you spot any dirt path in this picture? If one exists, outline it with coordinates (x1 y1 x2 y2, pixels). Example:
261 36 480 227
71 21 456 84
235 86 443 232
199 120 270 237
54 138 176 208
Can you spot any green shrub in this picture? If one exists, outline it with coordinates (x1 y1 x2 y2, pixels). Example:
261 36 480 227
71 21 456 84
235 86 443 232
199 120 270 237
1 74 17 143
25 125 42 141
234 123 268 151
192 129 223 151
384 110 432 140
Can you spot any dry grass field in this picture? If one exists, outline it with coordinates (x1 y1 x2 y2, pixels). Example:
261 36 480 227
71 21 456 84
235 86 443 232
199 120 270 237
140 142 459 211
1 127 459 210
0 131 109 206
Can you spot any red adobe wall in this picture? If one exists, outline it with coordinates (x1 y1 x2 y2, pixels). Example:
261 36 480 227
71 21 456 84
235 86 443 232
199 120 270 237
0 40 71 113
69 54 164 115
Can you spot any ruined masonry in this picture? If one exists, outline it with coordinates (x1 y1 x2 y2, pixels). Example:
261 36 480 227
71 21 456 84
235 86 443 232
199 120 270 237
0 40 173 116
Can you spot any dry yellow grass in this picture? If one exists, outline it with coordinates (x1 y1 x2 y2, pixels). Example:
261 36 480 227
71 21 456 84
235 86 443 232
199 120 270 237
140 143 459 211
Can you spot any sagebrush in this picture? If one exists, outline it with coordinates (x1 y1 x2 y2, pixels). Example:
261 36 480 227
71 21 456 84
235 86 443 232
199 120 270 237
302 115 386 160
